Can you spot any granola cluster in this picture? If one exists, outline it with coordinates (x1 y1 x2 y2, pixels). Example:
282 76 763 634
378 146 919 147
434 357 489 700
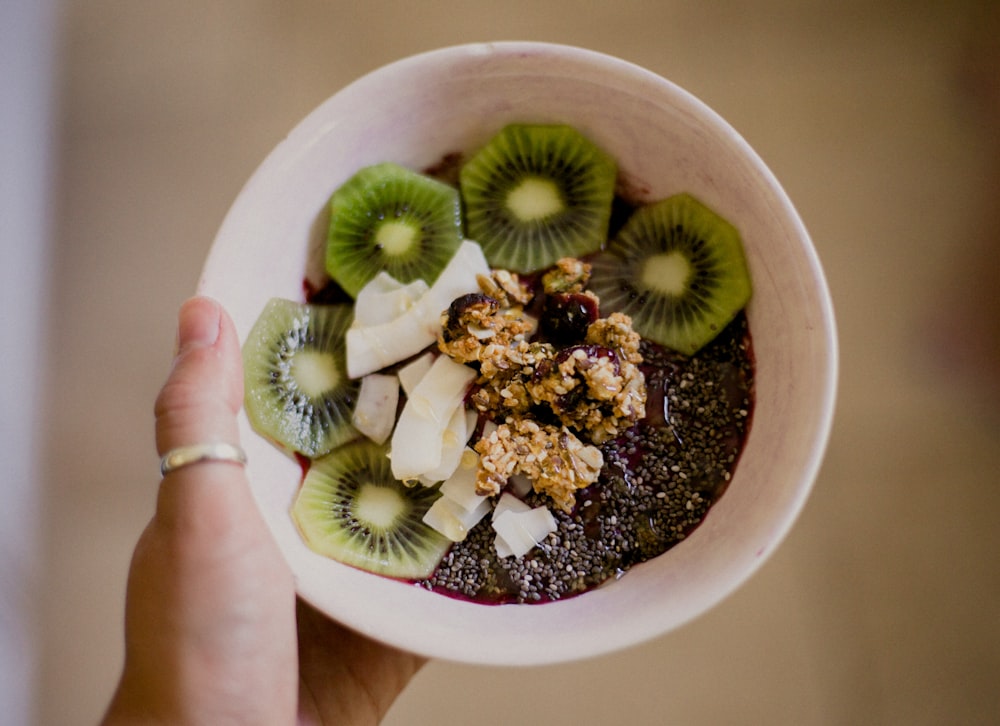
439 292 534 365
526 319 646 444
474 418 604 512
436 258 648 512
541 257 591 293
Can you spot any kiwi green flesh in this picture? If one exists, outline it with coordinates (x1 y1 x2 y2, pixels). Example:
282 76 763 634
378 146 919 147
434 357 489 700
589 193 752 355
326 162 463 298
460 124 617 273
292 439 451 579
243 298 360 457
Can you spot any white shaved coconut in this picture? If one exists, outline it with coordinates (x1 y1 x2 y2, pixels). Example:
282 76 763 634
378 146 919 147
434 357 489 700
389 355 476 481
423 494 491 542
412 239 491 326
492 491 531 521
354 274 429 327
351 373 399 444
423 449 492 541
438 449 485 510
418 404 471 484
464 408 478 437
345 240 490 378
346 318 433 379
469 323 495 340
397 352 435 396
493 505 557 558
426 409 478 485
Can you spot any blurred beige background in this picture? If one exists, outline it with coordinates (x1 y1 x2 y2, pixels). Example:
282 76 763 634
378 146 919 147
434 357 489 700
24 0 1000 723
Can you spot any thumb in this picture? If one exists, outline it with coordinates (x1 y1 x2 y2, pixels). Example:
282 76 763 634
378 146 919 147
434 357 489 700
153 296 252 533
155 295 243 464
104 296 297 724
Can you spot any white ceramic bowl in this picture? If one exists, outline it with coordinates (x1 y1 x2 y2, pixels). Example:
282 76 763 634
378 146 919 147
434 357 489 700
199 41 837 665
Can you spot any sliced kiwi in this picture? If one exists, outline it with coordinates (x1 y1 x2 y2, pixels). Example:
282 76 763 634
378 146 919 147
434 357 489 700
243 298 360 457
588 193 752 355
292 439 451 579
326 162 463 298
459 124 617 273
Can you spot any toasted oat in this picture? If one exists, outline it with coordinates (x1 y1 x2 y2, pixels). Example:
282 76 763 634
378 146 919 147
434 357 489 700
541 257 592 294
586 311 643 364
477 269 533 307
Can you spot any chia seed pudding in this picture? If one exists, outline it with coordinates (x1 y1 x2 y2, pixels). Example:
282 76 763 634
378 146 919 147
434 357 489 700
417 312 754 604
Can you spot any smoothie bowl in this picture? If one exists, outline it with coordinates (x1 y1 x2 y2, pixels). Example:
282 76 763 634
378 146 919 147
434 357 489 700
198 41 837 665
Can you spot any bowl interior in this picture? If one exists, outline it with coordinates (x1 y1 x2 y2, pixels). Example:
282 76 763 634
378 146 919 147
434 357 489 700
199 41 837 665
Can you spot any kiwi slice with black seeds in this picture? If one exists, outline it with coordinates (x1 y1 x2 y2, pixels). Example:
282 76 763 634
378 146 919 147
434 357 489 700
459 124 617 272
243 298 360 457
589 193 752 355
292 439 451 579
325 162 463 298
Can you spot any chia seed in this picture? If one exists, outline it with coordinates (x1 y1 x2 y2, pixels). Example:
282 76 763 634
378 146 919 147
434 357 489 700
418 313 754 604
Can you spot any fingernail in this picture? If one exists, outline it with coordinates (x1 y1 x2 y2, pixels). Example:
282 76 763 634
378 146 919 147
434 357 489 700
176 296 222 354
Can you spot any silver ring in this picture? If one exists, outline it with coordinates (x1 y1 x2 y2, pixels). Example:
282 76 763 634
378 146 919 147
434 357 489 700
160 442 248 476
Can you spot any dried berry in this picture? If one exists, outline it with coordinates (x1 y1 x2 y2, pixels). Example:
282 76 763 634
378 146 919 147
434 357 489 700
441 293 499 342
539 292 600 345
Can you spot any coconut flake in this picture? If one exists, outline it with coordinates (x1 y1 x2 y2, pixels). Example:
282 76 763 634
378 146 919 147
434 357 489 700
345 240 491 378
346 317 432 379
351 373 399 444
492 504 557 558
437 449 486 511
354 275 428 327
418 404 471 484
389 355 476 480
492 491 531 521
423 493 491 542
397 352 435 396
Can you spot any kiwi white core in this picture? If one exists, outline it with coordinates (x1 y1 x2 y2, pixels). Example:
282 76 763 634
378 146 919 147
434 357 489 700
506 177 564 221
354 484 406 529
642 251 692 296
291 351 340 398
375 221 417 256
